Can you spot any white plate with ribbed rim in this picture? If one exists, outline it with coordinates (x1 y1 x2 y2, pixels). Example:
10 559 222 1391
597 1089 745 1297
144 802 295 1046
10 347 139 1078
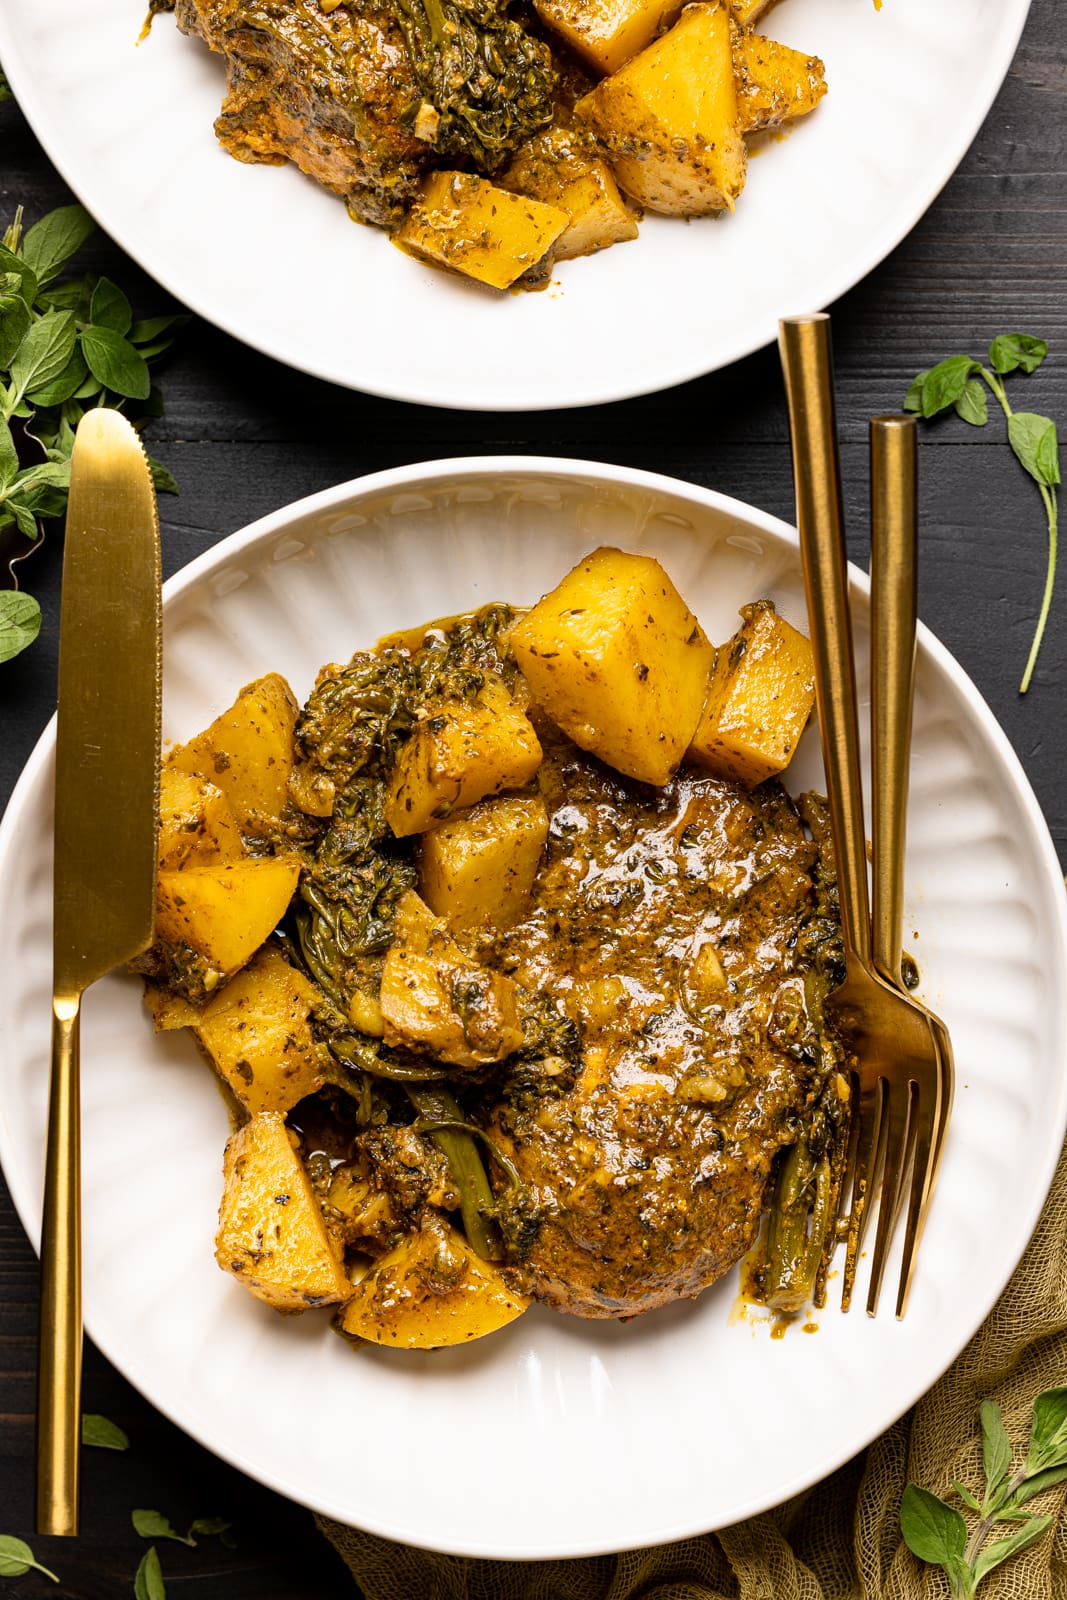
1 459 1065 1559
0 0 1032 409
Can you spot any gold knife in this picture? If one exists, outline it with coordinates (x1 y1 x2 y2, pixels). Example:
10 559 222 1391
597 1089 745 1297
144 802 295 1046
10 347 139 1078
37 409 162 1536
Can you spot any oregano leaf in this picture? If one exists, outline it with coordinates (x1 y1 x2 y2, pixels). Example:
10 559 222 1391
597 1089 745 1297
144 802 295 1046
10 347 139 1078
20 204 95 286
1026 1387 1067 1473
955 377 988 427
80 325 151 400
989 333 1048 377
1008 413 1060 490
81 1413 129 1450
980 1400 1013 1501
0 591 42 662
132 1509 195 1546
973 1515 1054 1584
919 355 980 418
900 1483 967 1566
134 1546 167 1600
89 276 133 336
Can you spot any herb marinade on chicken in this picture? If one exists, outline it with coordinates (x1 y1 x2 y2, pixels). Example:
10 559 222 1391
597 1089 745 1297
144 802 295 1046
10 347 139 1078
169 0 558 228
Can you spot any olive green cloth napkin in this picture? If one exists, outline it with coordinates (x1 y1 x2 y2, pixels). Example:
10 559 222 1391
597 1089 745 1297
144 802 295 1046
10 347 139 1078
318 1135 1067 1599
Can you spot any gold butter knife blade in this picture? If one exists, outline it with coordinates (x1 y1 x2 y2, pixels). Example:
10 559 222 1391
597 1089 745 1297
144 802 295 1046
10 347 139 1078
37 409 162 1536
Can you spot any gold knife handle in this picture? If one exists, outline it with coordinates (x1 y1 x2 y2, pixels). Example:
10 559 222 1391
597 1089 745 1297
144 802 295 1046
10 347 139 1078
779 315 871 965
870 416 918 989
37 991 82 1536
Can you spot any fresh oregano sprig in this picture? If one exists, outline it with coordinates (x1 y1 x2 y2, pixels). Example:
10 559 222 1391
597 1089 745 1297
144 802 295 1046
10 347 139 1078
901 1386 1067 1598
0 201 185 663
904 334 1060 693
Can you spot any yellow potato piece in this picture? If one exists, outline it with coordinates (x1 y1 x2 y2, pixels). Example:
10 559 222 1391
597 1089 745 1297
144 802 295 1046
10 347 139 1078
500 126 639 261
417 796 549 935
384 680 542 839
509 545 715 785
576 3 746 217
168 673 299 834
379 891 525 1068
734 31 827 134
729 0 772 22
155 856 301 978
337 1214 528 1348
535 0 681 79
395 172 570 291
687 600 815 785
193 945 324 1115
158 767 244 870
216 1112 351 1312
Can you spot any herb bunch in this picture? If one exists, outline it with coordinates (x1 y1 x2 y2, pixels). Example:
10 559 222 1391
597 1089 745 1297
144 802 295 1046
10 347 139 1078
905 334 1060 693
901 1387 1067 1598
0 203 184 663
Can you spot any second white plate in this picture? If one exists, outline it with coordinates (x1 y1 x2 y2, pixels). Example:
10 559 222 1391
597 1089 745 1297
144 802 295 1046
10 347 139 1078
0 0 1031 408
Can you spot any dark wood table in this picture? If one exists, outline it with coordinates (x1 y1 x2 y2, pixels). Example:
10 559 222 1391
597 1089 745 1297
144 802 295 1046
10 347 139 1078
2 5 1065 1591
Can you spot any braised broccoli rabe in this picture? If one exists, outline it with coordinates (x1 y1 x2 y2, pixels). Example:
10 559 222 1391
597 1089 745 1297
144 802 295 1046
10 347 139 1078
388 0 557 170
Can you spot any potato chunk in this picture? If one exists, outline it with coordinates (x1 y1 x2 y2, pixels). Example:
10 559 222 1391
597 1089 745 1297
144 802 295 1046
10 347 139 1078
155 856 301 979
216 1112 350 1311
729 0 771 21
687 601 815 785
168 673 299 835
395 172 570 291
510 546 715 785
534 0 681 79
575 3 745 217
500 127 639 261
379 891 525 1068
158 768 244 870
384 680 542 839
336 1213 528 1348
734 32 827 134
192 946 324 1115
417 796 549 935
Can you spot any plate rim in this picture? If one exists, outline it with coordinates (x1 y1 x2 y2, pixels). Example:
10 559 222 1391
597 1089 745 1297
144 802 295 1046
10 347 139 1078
2 454 1066 1558
0 2 1035 411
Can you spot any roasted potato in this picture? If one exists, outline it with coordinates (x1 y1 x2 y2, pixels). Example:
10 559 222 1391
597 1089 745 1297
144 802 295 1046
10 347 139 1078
155 855 301 979
384 679 542 838
510 545 715 785
417 795 549 934
379 891 525 1068
499 126 639 262
216 1112 351 1312
336 1212 528 1348
168 673 299 835
192 945 324 1115
687 600 815 785
575 3 746 217
158 767 243 871
734 31 827 134
395 172 570 290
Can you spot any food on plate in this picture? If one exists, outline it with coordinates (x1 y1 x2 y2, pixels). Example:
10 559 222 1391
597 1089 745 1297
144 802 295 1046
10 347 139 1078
155 0 826 289
138 546 850 1348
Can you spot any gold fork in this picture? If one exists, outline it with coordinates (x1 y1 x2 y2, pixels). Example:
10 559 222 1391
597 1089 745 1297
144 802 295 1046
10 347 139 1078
869 415 954 1317
779 314 944 1317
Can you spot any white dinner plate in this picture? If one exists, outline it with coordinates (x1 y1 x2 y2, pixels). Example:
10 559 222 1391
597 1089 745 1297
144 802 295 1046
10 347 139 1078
0 0 1031 410
2 459 1065 1558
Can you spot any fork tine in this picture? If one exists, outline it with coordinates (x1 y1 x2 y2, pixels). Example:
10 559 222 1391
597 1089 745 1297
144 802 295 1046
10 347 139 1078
841 1076 884 1312
865 1081 912 1315
895 1064 944 1318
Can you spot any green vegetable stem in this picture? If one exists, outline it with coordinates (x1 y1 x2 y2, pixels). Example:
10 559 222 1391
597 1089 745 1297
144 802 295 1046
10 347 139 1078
905 334 1060 693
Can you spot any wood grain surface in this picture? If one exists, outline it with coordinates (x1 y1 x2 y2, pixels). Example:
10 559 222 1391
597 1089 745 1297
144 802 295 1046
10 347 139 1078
2 3 1066 1591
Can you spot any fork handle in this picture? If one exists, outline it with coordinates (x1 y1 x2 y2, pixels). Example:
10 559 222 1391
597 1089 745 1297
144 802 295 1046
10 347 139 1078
869 416 918 989
779 315 871 966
